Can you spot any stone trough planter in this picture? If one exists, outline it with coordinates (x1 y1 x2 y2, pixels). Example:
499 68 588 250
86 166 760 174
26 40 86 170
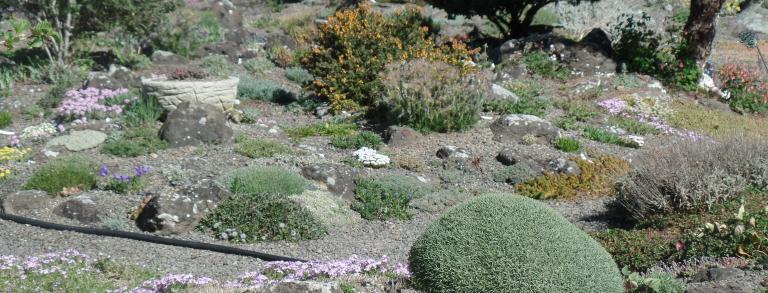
141 76 239 112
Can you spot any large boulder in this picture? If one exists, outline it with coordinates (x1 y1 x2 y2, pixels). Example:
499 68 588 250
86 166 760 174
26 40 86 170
556 28 617 76
490 114 559 144
54 195 102 224
141 76 239 112
301 164 358 201
136 179 231 234
159 102 233 147
151 50 187 65
1 190 54 215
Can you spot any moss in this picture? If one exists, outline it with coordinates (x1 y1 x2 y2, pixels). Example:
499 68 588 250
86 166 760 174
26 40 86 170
517 153 630 199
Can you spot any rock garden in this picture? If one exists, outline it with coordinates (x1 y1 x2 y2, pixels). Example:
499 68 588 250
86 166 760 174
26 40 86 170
1 0 768 292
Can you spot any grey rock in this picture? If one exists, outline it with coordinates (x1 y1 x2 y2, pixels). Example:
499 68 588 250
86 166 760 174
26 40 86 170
490 84 520 102
46 130 107 151
85 72 124 90
151 50 187 65
548 158 582 175
261 280 343 293
159 102 233 147
1 190 53 214
314 105 331 118
54 196 102 224
385 126 423 147
436 145 470 160
108 64 139 88
692 268 745 283
136 179 231 234
738 6 768 35
490 114 559 144
301 164 358 201
558 28 617 76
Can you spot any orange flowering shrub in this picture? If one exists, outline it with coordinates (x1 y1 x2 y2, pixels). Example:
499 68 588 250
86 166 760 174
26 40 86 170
719 64 768 113
301 4 477 112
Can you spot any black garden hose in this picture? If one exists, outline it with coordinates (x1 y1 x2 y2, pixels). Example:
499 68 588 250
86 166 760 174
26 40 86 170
0 210 305 262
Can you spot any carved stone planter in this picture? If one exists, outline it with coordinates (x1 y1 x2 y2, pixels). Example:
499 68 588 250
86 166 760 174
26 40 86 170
141 76 239 112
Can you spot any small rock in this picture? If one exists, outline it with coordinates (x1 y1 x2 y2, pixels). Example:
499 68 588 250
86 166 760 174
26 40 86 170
436 145 470 160
136 180 231 234
85 72 123 90
692 268 745 283
54 195 102 224
626 135 645 147
385 126 422 147
159 102 233 147
490 114 559 144
151 50 187 64
490 83 519 102
496 149 519 166
301 164 358 201
46 130 107 151
1 190 54 215
314 105 331 118
547 158 582 176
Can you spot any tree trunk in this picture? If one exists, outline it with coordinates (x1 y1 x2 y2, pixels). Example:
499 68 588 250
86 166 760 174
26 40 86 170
682 0 725 65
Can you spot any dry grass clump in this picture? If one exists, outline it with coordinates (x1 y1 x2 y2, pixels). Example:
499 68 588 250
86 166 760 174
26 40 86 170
616 134 768 221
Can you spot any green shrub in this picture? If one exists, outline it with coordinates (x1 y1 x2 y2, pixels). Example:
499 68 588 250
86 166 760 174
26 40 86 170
554 137 581 152
285 121 358 140
352 175 434 220
24 156 99 195
243 57 276 76
101 128 167 157
330 131 382 150
583 126 640 148
199 193 325 242
120 94 165 128
483 96 550 117
284 67 314 85
240 108 260 124
37 66 85 111
219 166 306 196
0 111 12 128
153 9 224 57
302 5 475 112
234 135 292 158
610 117 661 135
523 51 571 80
718 64 768 114
492 164 538 184
237 78 295 104
409 193 624 292
592 229 674 271
382 59 488 133
198 54 234 77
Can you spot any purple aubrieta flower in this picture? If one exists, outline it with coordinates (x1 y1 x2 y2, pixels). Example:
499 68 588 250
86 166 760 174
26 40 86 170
99 165 109 177
134 165 150 177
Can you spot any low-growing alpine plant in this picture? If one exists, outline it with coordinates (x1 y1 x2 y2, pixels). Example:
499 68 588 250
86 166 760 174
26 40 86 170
56 88 138 125
99 165 150 194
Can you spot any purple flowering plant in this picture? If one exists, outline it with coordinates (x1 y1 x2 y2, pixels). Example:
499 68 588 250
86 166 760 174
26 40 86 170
100 165 150 194
597 97 702 140
56 88 138 125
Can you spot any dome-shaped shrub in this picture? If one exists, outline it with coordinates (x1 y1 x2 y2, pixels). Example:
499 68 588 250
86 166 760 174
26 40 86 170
408 193 624 292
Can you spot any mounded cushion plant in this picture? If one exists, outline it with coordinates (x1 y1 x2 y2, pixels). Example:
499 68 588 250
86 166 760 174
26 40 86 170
408 193 624 293
24 155 99 195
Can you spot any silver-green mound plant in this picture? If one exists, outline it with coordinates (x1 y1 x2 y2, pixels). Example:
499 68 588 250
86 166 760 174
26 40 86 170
408 193 624 292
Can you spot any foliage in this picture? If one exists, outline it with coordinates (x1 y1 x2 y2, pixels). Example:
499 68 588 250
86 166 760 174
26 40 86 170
409 193 624 292
518 153 630 199
101 127 167 157
483 96 550 117
718 64 768 113
610 116 662 135
616 135 768 221
424 0 591 38
120 94 165 128
239 107 260 124
301 4 476 112
0 111 12 128
284 66 314 85
198 54 234 77
668 100 768 139
199 193 326 242
610 13 701 91
55 87 135 124
165 66 209 80
99 165 150 195
554 137 581 152
382 59 487 133
243 57 276 76
523 51 571 80
219 166 306 197
583 126 640 148
285 121 358 140
237 78 295 104
622 268 686 293
37 65 85 111
152 9 224 57
352 175 434 220
24 155 98 195
234 135 293 158
492 163 538 184
410 190 472 213
330 131 383 150
592 229 675 271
